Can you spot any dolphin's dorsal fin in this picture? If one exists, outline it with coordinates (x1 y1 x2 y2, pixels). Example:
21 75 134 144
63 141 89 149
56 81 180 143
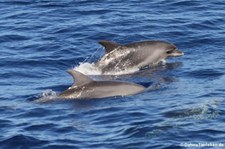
67 69 93 87
99 40 121 53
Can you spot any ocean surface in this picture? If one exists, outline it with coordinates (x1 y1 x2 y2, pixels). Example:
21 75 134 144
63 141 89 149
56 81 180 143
1 0 225 149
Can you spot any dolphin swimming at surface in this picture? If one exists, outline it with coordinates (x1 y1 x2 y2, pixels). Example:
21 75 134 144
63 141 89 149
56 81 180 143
36 70 145 102
96 40 184 74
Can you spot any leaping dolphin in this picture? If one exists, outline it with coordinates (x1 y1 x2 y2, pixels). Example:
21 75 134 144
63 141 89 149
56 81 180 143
96 40 184 73
36 70 145 102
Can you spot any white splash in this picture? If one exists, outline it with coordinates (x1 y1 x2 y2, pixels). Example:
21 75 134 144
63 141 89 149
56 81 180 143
41 89 57 97
74 62 139 75
104 67 139 75
35 89 58 103
160 59 167 65
74 62 101 75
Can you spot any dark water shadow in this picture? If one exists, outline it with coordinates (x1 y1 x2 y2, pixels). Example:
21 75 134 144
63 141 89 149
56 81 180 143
184 68 224 79
134 62 182 82
36 85 69 92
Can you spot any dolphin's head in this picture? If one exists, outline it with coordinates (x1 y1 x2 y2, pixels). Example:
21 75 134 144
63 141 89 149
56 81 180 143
148 41 184 61
164 43 184 58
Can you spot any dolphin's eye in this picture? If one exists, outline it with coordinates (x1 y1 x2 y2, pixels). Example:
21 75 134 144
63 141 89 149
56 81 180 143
166 50 173 54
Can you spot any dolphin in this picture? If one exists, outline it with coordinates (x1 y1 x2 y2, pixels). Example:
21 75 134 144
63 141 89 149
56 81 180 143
36 70 145 102
96 40 184 73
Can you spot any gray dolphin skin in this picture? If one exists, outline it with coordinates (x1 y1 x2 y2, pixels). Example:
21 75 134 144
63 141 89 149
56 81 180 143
96 40 184 73
58 70 145 99
37 70 145 102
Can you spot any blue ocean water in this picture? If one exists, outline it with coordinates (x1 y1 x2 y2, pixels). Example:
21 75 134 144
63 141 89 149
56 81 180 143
1 0 225 148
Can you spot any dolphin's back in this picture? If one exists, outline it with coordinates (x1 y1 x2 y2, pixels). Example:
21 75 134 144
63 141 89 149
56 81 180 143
126 40 176 51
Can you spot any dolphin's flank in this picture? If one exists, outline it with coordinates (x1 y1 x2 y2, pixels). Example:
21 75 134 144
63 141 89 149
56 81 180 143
96 40 184 73
36 70 145 102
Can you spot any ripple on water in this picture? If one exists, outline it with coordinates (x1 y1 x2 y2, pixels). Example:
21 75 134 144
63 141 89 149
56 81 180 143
0 134 49 149
186 69 224 79
0 34 31 43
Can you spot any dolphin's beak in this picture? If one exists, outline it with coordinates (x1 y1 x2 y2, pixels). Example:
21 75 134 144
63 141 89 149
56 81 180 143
171 49 184 57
